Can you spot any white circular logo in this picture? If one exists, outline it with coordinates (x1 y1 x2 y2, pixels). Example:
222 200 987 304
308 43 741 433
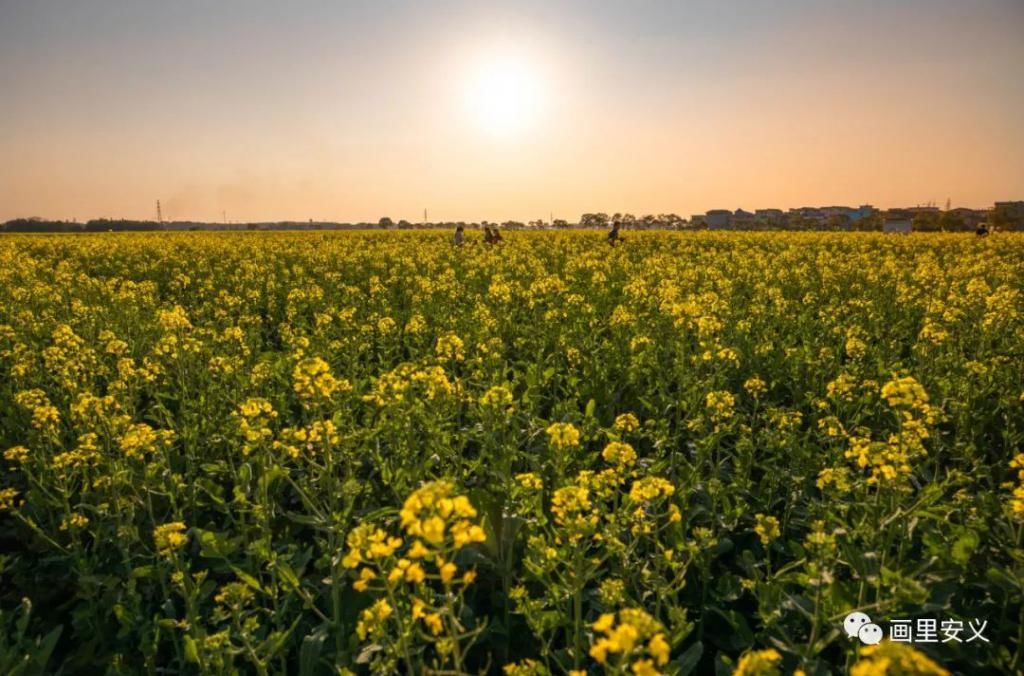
843 612 872 639
858 623 884 645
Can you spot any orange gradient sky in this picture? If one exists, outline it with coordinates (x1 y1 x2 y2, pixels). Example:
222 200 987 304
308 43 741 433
1 0 1022 223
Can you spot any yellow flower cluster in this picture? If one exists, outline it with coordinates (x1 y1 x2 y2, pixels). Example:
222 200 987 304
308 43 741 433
614 412 641 433
880 376 929 410
51 433 101 471
845 335 868 360
272 420 340 459
345 482 486 652
399 481 485 549
918 319 949 345
233 398 277 456
602 441 637 468
751 514 779 547
356 598 394 640
292 357 349 403
4 445 29 464
60 512 90 531
732 648 782 676
480 384 514 409
589 608 670 674
881 375 940 424
515 472 544 491
628 477 675 502
546 422 581 451
705 390 736 423
70 393 127 430
120 423 175 460
841 376 940 486
816 466 853 493
849 641 949 676
743 377 767 398
14 389 60 433
362 363 456 407
0 487 22 511
502 659 549 676
157 305 192 331
550 484 596 541
153 522 188 557
42 324 97 391
342 524 403 569
1008 453 1024 519
435 332 465 362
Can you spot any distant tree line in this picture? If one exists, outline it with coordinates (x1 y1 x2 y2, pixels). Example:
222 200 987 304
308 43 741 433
3 218 166 232
578 213 686 229
3 206 1022 233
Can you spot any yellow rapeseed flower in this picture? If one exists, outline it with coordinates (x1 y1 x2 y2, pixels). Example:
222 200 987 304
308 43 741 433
546 422 581 451
153 522 188 557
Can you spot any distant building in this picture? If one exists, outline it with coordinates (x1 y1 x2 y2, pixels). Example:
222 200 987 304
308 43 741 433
994 201 1024 220
994 200 1024 212
705 209 732 229
849 205 876 221
884 209 913 234
991 201 1024 231
817 205 875 223
820 206 852 218
788 206 825 223
948 207 987 229
732 209 755 228
754 209 784 223
689 214 707 228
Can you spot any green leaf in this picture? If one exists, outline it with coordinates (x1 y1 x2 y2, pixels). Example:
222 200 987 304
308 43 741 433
277 562 302 591
950 528 979 566
32 625 63 671
183 636 200 664
197 529 237 559
131 565 155 579
299 624 329 676
676 640 703 675
259 466 287 493
230 567 264 593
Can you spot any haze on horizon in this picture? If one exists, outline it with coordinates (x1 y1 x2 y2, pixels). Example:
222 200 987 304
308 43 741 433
1 0 1022 224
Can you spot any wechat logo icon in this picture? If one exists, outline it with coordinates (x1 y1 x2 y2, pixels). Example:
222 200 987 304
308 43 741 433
844 612 883 645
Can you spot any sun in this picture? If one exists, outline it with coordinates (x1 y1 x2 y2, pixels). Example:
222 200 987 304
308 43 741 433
465 55 543 137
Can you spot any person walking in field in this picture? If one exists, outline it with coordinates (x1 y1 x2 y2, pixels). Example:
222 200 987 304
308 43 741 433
608 221 623 246
482 226 504 245
453 225 465 246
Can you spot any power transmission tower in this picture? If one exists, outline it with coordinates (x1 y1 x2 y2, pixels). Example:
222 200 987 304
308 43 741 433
156 200 163 223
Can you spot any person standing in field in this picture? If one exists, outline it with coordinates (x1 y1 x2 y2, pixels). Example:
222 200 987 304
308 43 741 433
454 225 465 246
608 221 623 246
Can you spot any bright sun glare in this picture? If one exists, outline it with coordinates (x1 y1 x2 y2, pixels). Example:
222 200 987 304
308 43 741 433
465 55 543 137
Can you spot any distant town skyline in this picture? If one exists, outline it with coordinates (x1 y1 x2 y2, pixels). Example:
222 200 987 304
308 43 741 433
9 199 1021 233
2 0 1023 223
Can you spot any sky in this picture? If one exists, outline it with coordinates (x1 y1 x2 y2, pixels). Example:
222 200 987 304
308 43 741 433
1 0 1022 223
